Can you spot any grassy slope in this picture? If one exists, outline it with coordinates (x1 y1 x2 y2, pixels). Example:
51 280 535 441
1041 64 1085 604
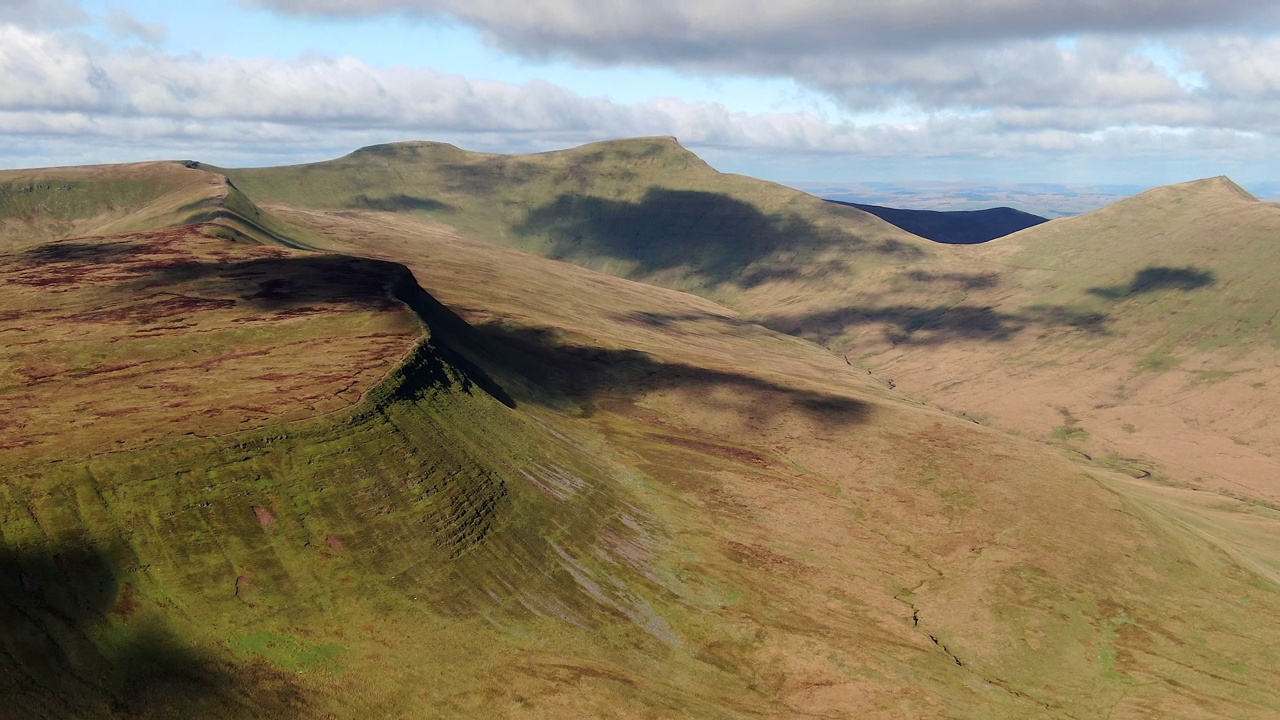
3 154 1280 718
220 137 932 303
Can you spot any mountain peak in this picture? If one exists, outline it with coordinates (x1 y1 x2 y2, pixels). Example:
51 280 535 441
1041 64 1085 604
1186 175 1256 201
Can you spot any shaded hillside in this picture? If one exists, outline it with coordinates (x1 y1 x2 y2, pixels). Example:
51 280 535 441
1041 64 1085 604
826 200 1048 244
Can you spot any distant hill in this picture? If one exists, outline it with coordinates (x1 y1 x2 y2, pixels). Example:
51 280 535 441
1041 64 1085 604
825 200 1048 244
794 180 1149 218
218 137 935 298
776 175 1280 505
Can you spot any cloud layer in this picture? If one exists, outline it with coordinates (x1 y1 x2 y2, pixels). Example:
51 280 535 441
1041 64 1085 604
244 1 1280 55
3 0 1280 181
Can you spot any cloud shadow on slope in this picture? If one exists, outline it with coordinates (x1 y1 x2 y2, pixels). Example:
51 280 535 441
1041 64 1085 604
431 319 870 427
1088 266 1216 300
0 543 309 719
15 239 150 265
348 194 451 213
125 253 413 311
904 270 1001 290
764 302 1110 347
517 189 921 288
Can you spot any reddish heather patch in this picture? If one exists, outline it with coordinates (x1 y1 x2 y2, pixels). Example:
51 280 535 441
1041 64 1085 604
235 574 259 604
649 433 774 468
70 294 237 324
113 584 140 620
17 365 62 382
230 405 271 414
253 505 277 527
97 406 142 418
272 306 328 319
69 361 143 378
9 267 95 286
325 534 344 550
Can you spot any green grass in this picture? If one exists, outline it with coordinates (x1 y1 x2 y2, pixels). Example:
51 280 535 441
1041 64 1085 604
1139 349 1181 373
1052 425 1090 442
229 633 346 674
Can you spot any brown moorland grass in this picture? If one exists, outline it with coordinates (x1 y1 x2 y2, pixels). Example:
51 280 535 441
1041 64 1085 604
0 223 420 465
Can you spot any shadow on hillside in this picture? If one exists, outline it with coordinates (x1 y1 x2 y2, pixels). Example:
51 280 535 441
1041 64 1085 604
348 194 450 213
1088 266 1216 300
517 189 920 288
613 310 755 331
446 321 869 427
127 254 411 311
437 160 551 196
15 240 149 265
904 270 1001 290
0 543 309 719
765 302 1109 346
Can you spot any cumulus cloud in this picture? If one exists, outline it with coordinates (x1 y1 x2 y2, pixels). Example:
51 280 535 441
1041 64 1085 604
0 25 114 111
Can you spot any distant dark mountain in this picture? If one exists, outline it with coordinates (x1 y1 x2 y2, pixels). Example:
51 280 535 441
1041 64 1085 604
828 200 1049 244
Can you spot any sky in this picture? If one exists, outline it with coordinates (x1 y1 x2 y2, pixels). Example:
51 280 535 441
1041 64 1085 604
4 0 1280 188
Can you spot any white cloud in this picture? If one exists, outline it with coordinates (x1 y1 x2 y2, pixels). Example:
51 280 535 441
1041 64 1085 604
0 25 114 111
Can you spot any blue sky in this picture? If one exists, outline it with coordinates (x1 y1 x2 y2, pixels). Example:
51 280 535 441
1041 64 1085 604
4 0 1280 189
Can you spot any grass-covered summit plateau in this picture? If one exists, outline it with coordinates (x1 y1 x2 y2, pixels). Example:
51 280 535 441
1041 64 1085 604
3 144 1280 718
